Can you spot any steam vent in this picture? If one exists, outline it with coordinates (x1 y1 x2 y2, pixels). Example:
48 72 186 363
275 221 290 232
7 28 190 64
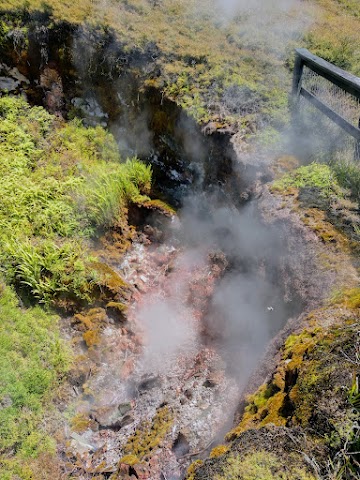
0 1 359 479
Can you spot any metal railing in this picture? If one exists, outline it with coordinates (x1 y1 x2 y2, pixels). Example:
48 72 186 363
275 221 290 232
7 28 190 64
292 48 360 160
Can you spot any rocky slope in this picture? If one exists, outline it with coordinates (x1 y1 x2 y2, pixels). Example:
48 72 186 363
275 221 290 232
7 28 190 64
0 1 360 479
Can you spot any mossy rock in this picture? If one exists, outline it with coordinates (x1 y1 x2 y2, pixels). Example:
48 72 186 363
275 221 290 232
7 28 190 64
228 310 358 453
189 429 322 480
332 287 360 309
72 307 109 347
106 301 128 322
209 445 229 459
83 328 101 347
137 198 176 217
121 406 173 463
91 262 129 296
70 412 97 433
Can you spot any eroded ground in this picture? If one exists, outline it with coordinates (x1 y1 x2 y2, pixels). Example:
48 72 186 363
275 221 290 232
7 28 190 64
64 224 243 479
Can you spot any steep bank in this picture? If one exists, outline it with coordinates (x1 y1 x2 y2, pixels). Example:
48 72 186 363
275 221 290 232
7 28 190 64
189 164 360 479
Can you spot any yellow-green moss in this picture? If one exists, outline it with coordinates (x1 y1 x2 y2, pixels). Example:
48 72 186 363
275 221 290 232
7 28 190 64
227 311 358 442
284 328 323 370
210 445 229 459
227 385 287 439
73 308 107 330
118 454 140 466
234 327 319 434
332 287 360 309
70 412 96 433
83 329 101 347
105 301 129 322
120 406 173 464
302 209 350 251
91 262 128 293
72 307 109 347
186 460 203 480
106 301 128 312
136 198 176 216
213 451 316 480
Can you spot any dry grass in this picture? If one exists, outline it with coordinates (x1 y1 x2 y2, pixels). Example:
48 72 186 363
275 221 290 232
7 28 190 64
1 1 359 126
307 0 360 74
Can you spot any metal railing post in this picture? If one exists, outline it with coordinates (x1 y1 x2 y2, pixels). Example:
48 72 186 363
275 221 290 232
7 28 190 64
291 48 360 160
355 118 360 161
291 52 304 125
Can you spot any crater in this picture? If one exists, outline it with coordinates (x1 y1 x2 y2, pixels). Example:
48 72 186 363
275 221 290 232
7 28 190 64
0 12 321 479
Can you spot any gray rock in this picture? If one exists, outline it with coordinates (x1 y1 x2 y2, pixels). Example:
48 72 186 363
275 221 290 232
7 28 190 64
91 403 133 430
70 431 97 453
0 77 19 92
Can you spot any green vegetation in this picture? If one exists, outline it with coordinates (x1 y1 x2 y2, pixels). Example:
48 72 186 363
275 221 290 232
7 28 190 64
0 95 156 476
0 1 359 478
212 451 316 480
118 406 173 468
0 0 358 132
0 284 69 479
307 0 360 75
0 95 152 306
271 162 341 196
0 0 304 128
332 159 360 202
0 92 159 478
224 313 360 478
0 0 357 130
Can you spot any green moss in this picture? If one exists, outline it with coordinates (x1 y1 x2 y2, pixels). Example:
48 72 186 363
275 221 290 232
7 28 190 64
210 445 229 459
213 451 316 480
228 311 358 445
106 301 128 313
271 163 341 197
120 406 173 464
332 287 360 309
118 454 140 467
70 412 96 433
137 198 176 216
186 460 203 480
91 262 128 294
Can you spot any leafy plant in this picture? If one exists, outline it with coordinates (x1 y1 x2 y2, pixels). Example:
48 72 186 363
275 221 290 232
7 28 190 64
0 96 153 305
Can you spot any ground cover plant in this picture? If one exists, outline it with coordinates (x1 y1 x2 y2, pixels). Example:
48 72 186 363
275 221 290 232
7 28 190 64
0 95 152 306
0 284 70 479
